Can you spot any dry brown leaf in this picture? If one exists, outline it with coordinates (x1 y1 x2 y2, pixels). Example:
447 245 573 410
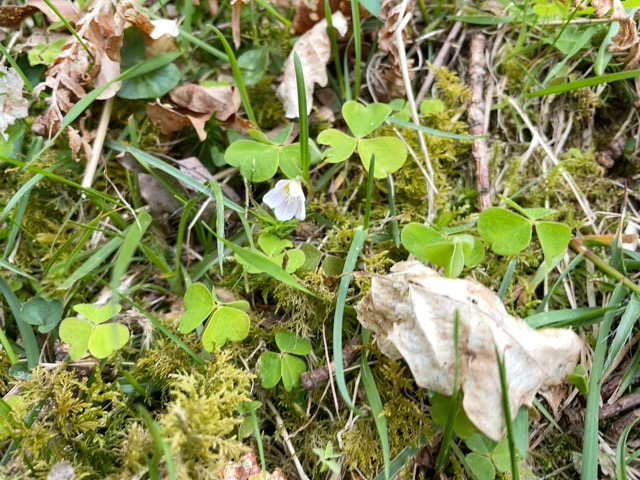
169 84 241 120
147 102 194 135
0 0 78 28
0 66 29 140
356 261 584 441
276 11 348 118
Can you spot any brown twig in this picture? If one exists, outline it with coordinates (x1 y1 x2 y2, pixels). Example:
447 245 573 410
301 337 361 391
468 33 490 211
599 392 640 421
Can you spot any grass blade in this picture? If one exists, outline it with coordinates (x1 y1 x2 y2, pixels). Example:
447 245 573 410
111 209 153 292
333 227 367 414
581 283 628 480
495 344 520 480
0 278 39 369
294 53 310 182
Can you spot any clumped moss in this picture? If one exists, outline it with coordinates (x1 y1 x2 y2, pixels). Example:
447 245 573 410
157 350 251 478
247 76 287 130
10 366 127 477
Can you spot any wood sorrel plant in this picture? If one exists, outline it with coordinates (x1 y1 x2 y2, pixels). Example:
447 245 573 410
317 101 408 178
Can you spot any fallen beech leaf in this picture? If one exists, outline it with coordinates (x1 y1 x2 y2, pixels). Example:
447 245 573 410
356 261 584 441
0 66 29 140
276 11 348 118
146 102 193 135
169 84 240 120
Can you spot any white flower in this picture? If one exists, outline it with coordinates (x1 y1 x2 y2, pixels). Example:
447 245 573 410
263 178 306 221
0 66 28 140
149 19 180 39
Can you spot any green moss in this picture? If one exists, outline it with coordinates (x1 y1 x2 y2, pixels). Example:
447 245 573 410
247 76 287 130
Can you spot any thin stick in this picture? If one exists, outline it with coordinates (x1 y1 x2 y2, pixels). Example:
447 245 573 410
468 33 491 210
82 97 114 189
264 399 311 480
416 21 463 103
395 0 437 220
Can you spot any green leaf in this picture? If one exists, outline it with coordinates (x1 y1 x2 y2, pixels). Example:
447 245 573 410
20 297 63 333
28 38 67 66
317 129 357 163
237 47 268 86
59 318 93 360
225 300 250 312
259 351 282 388
465 433 496 455
401 223 445 254
258 233 291 257
458 235 485 267
342 101 391 138
477 208 532 256
466 452 496 480
298 243 322 273
280 353 307 391
74 303 122 324
358 136 407 178
118 63 181 99
279 142 304 178
567 364 589 395
88 323 130 359
202 306 250 350
275 248 306 273
179 283 215 333
521 207 555 221
419 98 445 116
224 140 280 182
491 438 512 473
275 331 311 355
536 221 571 265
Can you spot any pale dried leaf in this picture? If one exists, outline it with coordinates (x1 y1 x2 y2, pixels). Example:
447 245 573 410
169 84 240 120
356 261 584 441
221 451 288 480
47 461 75 480
276 11 348 118
146 102 193 135
0 66 29 140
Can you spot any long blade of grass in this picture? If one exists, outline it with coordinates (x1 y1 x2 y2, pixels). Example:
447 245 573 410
350 0 362 98
111 209 152 292
387 117 485 140
210 182 226 274
495 344 519 480
294 53 310 183
615 416 640 479
208 27 257 126
581 283 628 480
526 305 619 328
498 258 518 300
363 155 375 230
604 293 640 372
333 226 367 415
135 404 176 480
384 177 400 247
361 329 390 480
325 0 345 100
435 312 461 475
60 236 123 290
217 234 318 298
0 278 39 369
527 69 640 98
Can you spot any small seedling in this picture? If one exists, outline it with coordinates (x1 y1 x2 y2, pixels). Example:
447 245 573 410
401 223 484 278
317 100 407 178
224 123 320 182
477 196 571 266
567 364 589 395
235 233 306 274
59 303 129 360
313 441 341 474
178 283 250 350
21 296 63 333
259 331 311 391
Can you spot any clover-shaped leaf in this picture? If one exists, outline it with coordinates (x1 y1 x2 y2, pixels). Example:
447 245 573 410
237 234 306 274
259 351 282 389
401 223 484 278
258 331 310 391
342 101 392 138
317 129 357 163
259 234 292 257
59 303 129 360
202 305 250 350
275 331 311 355
88 323 130 358
477 208 532 256
536 221 571 265
21 296 63 333
59 318 93 360
74 303 121 324
179 283 215 334
224 140 280 182
281 354 307 391
358 137 407 178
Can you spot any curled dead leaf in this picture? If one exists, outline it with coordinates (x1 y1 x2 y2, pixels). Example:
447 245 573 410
356 261 584 441
169 84 241 120
276 11 348 118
